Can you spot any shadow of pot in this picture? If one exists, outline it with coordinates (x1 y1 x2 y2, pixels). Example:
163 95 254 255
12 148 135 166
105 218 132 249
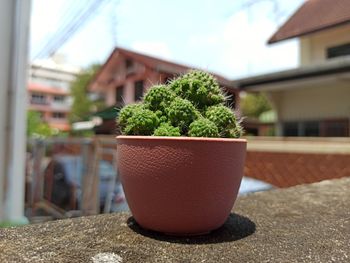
117 136 246 236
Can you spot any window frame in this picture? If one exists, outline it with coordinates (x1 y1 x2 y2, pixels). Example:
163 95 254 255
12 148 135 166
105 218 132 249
134 80 144 101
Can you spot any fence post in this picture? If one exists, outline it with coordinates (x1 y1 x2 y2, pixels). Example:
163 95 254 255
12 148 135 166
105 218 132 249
30 140 45 215
81 139 100 215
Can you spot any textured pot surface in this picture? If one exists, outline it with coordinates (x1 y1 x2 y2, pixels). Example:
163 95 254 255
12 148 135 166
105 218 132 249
117 136 247 235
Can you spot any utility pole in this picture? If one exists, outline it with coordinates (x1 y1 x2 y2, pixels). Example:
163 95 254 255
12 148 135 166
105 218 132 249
0 0 31 223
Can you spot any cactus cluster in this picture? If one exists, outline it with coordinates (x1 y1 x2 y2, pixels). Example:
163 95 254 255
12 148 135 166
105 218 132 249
117 70 242 138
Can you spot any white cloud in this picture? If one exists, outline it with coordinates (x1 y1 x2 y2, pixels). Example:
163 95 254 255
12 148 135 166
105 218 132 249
131 41 173 60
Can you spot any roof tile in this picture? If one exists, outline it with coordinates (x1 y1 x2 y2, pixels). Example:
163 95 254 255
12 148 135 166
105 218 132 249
269 0 350 44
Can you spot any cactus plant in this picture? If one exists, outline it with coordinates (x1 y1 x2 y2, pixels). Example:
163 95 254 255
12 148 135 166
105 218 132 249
123 108 159 135
167 97 199 133
154 123 181 137
144 85 175 114
117 70 242 138
188 118 219 137
118 103 143 131
205 105 242 138
170 70 225 109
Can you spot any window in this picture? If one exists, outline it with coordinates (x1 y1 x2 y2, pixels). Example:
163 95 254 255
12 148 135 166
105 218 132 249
134 80 144 101
53 95 65 102
283 119 349 137
52 112 65 119
125 59 133 69
116 85 124 105
31 93 47 105
89 92 105 102
322 120 349 137
303 121 320 137
327 43 350 59
283 122 298 136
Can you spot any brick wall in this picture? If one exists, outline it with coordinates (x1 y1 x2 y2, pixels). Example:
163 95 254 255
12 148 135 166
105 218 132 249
245 151 350 187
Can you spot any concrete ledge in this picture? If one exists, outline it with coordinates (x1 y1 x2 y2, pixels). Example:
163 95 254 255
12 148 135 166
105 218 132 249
1 178 349 262
247 136 350 154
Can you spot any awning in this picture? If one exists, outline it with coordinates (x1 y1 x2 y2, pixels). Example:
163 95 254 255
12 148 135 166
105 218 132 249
93 106 120 120
233 56 350 90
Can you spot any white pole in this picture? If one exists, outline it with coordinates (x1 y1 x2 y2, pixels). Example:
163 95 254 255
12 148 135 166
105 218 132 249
0 0 32 223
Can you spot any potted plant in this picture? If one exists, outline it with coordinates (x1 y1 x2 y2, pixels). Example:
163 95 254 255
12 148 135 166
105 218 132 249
116 70 246 235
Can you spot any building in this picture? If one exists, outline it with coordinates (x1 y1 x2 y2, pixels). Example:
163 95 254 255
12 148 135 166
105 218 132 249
234 0 350 137
28 58 80 132
89 47 239 134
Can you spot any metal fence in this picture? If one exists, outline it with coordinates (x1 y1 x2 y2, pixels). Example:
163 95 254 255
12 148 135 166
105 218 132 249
26 136 120 223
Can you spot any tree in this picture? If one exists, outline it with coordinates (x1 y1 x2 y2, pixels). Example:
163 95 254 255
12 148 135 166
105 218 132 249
69 64 104 123
27 111 55 138
240 92 272 118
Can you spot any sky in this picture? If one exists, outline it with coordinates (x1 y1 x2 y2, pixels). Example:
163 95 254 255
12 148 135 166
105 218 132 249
30 0 305 79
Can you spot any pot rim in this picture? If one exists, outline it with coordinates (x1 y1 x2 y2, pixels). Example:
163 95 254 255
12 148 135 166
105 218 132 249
116 135 246 143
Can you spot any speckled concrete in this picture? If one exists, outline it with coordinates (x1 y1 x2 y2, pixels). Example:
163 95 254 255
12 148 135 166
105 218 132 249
0 178 349 262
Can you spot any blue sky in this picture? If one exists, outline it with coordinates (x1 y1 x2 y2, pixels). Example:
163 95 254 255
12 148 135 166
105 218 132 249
30 0 304 79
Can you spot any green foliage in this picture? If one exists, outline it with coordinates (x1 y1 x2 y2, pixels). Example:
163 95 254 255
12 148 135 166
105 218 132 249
27 111 55 138
167 97 199 133
117 70 242 138
69 64 105 123
144 85 175 114
123 109 159 135
170 70 225 109
240 92 272 118
153 123 181 136
189 118 219 137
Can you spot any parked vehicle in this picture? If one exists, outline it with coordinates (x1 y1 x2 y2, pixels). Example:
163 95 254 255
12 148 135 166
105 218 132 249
44 155 128 213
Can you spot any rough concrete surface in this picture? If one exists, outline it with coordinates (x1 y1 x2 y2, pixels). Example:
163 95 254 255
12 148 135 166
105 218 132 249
0 178 349 262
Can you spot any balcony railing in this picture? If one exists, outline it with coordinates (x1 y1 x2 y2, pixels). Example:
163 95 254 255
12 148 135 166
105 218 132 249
51 101 71 110
30 99 49 105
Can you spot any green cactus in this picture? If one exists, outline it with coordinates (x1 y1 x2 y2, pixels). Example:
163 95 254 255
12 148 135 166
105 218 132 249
205 105 243 138
170 70 225 109
153 123 181 137
223 125 243 138
144 85 175 114
167 97 199 133
123 108 159 135
154 110 168 123
188 118 219 137
117 70 242 138
118 103 143 131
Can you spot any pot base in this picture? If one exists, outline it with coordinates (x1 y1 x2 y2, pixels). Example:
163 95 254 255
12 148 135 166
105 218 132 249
164 231 211 237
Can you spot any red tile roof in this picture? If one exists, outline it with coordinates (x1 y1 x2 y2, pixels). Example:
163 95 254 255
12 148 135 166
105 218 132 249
268 0 350 44
90 47 233 89
28 83 69 95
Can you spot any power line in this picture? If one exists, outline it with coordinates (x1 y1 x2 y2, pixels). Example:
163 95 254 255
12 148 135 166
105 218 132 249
109 0 120 46
32 0 86 59
34 0 98 59
34 0 112 60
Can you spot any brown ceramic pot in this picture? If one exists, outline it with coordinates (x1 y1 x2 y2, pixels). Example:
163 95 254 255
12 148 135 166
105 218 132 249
117 136 246 235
